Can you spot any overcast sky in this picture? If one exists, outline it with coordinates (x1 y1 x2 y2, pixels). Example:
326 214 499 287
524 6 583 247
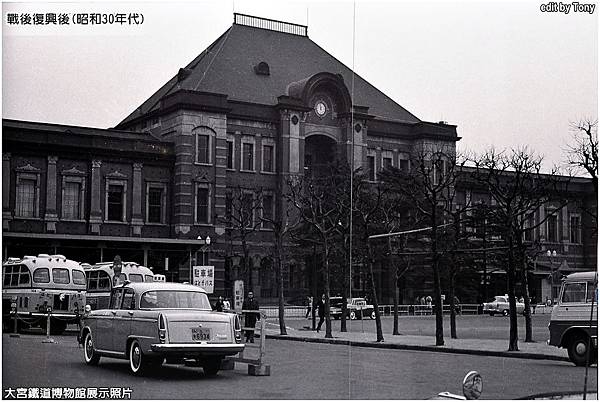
3 0 598 169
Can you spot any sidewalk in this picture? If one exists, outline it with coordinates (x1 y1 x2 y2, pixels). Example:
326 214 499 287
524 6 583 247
263 321 570 362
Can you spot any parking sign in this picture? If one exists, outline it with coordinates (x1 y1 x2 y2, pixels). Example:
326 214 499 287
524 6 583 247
192 265 214 293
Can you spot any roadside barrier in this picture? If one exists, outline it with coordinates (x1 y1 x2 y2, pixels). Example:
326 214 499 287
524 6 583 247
225 310 270 376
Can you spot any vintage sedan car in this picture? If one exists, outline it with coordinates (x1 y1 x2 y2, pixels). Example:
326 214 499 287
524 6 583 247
79 282 244 376
482 295 525 316
347 297 376 320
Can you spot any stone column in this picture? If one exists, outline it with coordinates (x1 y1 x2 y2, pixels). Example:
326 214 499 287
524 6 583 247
538 205 546 242
89 160 103 234
3 153 12 231
173 130 193 235
45 156 59 233
131 163 144 236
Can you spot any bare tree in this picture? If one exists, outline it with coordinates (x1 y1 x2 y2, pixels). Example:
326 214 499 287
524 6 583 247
471 148 569 349
220 186 264 293
286 167 346 339
566 119 598 194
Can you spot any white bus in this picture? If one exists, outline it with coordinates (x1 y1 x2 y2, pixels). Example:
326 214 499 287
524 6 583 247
548 271 598 366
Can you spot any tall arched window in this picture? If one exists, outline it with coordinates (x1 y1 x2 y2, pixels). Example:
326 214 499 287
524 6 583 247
193 126 215 165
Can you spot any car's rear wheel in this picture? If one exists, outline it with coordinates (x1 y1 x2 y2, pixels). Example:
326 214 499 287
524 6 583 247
370 311 376 320
129 340 153 375
202 357 222 377
83 332 100 365
502 309 509 316
568 335 595 366
349 311 356 320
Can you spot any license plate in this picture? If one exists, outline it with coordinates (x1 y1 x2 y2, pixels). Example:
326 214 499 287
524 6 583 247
192 327 211 342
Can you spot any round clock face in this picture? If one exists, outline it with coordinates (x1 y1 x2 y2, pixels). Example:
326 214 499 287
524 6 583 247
315 101 327 117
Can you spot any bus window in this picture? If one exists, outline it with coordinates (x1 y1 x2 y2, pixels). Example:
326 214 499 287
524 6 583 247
72 270 86 285
98 272 110 290
52 268 70 284
33 268 50 283
145 275 154 282
3 265 31 287
129 274 143 283
586 281 597 303
561 282 586 303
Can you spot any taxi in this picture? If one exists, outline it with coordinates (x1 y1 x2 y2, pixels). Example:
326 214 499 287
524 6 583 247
79 282 244 376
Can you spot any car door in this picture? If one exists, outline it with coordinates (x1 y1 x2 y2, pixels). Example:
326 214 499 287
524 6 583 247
94 289 123 351
112 288 134 354
105 288 124 352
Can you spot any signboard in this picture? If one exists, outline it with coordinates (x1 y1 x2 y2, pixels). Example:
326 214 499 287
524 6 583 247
192 265 214 293
234 280 244 312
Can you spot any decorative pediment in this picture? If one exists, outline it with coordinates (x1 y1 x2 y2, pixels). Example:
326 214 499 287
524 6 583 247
194 172 210 183
61 166 86 176
106 170 128 179
15 163 40 173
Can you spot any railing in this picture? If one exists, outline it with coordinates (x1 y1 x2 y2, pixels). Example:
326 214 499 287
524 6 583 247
228 310 270 376
234 13 308 36
258 303 553 319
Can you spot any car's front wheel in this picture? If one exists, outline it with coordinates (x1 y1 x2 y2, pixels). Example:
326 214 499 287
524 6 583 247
83 332 100 366
202 357 222 377
502 309 509 316
349 311 356 320
568 335 595 366
370 311 376 320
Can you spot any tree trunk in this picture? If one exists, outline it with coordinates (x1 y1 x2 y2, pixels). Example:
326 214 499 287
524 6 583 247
431 209 444 346
507 229 519 351
323 239 333 339
341 240 349 333
242 239 251 292
390 238 400 336
367 238 384 342
276 236 287 335
450 272 457 339
520 247 533 342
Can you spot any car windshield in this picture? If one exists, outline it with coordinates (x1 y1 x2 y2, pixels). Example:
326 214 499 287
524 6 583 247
139 290 211 309
330 298 343 307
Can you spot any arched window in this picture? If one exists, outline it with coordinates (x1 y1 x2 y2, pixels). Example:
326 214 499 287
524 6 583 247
193 127 215 165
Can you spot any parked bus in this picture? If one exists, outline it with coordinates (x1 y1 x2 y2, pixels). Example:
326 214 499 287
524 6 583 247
83 261 154 310
548 271 598 366
2 254 87 334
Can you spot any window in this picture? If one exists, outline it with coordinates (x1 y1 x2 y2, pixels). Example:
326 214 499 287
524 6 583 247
196 134 210 164
63 181 81 219
122 289 135 309
196 186 210 224
381 151 393 170
399 159 409 172
72 270 86 285
146 184 166 224
107 184 125 221
227 140 235 169
561 282 586 303
242 192 254 228
367 155 375 181
225 193 233 227
523 213 535 242
145 275 154 282
86 270 111 291
129 273 143 283
570 214 581 244
140 290 211 309
382 157 393 169
242 143 254 171
3 265 31 287
52 268 70 284
110 289 124 309
15 177 38 218
433 159 446 185
262 194 274 229
263 144 274 172
547 214 558 242
33 268 50 283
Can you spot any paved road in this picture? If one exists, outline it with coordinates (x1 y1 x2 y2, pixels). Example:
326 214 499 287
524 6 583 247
287 314 553 341
3 334 596 399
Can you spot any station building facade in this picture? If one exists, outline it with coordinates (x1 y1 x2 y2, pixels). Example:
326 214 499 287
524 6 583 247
2 14 596 304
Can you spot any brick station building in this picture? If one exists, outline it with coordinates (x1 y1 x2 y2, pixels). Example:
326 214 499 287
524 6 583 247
2 14 596 304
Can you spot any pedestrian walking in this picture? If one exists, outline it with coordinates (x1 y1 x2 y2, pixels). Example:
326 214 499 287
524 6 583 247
531 295 537 314
305 296 313 319
213 296 224 312
242 291 260 343
316 294 325 332
223 298 231 311
425 295 432 314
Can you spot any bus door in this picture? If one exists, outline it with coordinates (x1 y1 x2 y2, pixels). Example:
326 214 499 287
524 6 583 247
112 288 135 354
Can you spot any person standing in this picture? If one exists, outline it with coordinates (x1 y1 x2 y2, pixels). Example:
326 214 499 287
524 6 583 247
305 296 313 319
316 294 325 332
242 291 259 343
213 296 224 312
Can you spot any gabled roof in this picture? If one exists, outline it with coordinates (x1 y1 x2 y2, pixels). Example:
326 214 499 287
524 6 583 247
118 18 421 126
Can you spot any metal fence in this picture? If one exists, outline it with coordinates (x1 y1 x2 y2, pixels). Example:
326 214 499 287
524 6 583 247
258 303 553 319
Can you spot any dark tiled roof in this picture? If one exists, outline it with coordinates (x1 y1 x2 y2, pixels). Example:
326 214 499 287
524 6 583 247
119 23 420 126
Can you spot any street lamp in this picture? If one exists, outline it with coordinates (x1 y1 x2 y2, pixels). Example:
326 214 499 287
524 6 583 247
546 249 558 304
190 236 212 284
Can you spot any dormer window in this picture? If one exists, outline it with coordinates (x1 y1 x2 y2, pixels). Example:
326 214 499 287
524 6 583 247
254 61 270 76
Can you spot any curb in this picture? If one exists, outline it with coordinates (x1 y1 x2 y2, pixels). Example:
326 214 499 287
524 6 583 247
265 334 569 362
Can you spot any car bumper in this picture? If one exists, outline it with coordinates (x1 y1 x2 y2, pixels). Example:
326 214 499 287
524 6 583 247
150 343 245 356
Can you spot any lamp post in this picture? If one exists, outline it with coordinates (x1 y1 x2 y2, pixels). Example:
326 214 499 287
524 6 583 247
546 249 558 304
